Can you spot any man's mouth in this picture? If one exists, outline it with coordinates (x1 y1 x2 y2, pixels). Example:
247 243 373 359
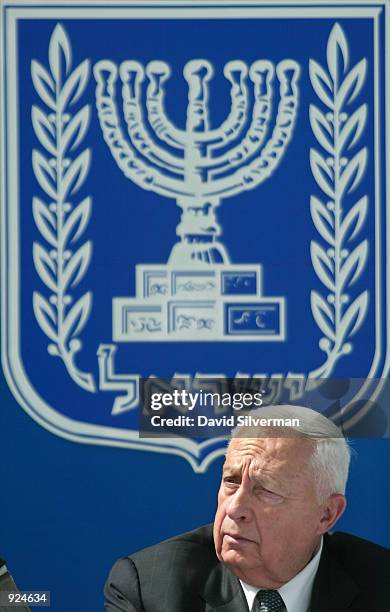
224 533 254 544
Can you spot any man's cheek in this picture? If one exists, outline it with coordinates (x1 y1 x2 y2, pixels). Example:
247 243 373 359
213 516 223 553
217 489 225 505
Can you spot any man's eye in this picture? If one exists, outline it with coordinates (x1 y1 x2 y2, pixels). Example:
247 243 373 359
256 486 280 498
223 477 239 486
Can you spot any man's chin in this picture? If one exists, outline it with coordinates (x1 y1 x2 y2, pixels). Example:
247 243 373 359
216 536 259 570
220 547 255 571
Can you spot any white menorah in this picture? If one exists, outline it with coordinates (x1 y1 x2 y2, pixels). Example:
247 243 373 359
94 58 300 265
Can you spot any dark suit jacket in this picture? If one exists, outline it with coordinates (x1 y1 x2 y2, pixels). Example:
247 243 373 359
104 524 390 612
0 559 30 612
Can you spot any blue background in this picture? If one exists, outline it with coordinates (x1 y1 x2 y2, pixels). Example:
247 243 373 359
1 7 389 612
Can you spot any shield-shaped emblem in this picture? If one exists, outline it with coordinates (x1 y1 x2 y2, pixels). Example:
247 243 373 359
2 1 389 471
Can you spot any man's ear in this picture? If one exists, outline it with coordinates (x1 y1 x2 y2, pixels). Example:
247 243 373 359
318 494 347 533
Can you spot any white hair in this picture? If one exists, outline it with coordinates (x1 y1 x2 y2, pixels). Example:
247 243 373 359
229 404 352 502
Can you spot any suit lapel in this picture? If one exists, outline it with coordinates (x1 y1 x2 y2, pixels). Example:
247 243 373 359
310 534 359 611
204 590 249 612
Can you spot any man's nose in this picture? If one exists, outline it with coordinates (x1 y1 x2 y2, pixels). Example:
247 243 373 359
226 484 253 522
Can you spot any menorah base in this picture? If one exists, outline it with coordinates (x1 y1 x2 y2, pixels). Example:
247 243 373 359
112 264 286 342
168 241 230 265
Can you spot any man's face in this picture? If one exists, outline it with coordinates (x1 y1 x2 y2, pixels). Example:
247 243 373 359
213 436 344 588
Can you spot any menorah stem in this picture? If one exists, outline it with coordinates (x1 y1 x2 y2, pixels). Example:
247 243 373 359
184 60 213 187
185 60 212 132
168 198 229 265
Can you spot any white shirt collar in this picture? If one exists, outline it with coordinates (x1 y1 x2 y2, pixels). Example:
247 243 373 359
239 538 323 612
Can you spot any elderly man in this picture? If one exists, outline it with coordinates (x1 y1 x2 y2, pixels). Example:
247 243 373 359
104 405 390 611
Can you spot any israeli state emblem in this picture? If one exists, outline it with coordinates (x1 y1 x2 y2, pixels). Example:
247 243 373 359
1 1 389 470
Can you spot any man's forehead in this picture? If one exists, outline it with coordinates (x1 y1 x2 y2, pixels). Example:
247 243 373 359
224 436 314 472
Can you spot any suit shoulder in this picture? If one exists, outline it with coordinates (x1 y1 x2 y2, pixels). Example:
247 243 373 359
326 532 390 580
105 556 143 610
327 531 390 557
107 556 139 585
123 524 220 609
130 523 215 566
162 523 215 549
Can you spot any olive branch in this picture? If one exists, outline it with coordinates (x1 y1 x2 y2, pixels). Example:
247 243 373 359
31 24 95 392
308 23 369 378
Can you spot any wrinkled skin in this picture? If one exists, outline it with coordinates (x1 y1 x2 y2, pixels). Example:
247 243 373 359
213 437 346 588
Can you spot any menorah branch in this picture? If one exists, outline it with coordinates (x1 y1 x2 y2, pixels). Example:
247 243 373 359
193 60 249 147
94 61 192 199
146 61 186 149
120 61 185 176
203 60 300 198
208 60 274 177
